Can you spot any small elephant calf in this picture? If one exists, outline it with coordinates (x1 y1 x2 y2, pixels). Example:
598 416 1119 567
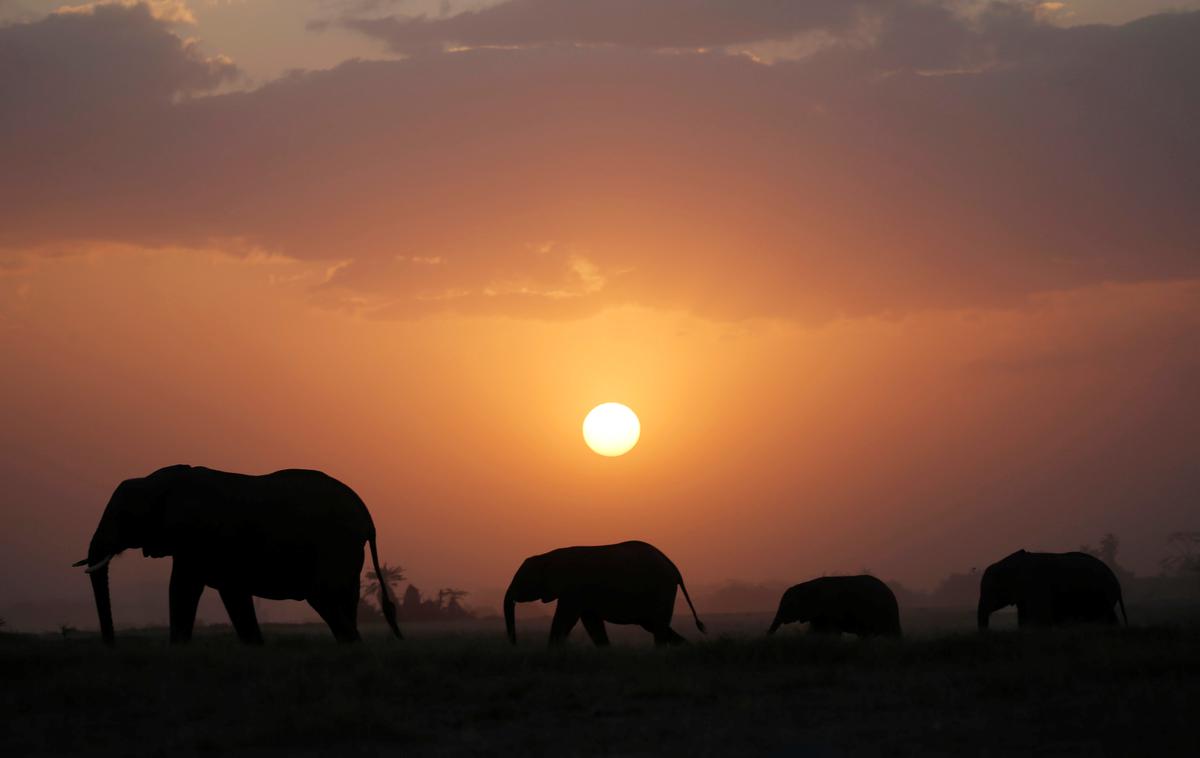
768 575 901 638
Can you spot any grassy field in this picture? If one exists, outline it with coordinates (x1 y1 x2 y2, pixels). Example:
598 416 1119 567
3 615 1199 756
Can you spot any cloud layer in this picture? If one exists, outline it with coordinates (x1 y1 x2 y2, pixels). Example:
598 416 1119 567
2 1 1198 320
325 0 879 53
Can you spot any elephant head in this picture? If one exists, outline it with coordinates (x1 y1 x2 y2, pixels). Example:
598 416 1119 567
977 550 1024 630
767 584 813 634
503 553 561 644
72 465 191 645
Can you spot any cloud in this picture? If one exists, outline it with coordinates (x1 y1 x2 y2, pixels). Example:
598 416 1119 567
1 2 1198 320
317 0 882 53
54 0 198 24
967 280 1200 377
0 3 234 116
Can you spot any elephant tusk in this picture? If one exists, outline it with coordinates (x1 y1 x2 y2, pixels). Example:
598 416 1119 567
72 558 89 567
84 554 113 574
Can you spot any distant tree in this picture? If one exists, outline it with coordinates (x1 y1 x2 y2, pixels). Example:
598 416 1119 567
420 596 441 617
60 624 76 639
363 563 406 608
0 617 6 631
1079 533 1119 565
356 590 383 623
401 584 422 613
439 588 471 619
1162 532 1200 578
358 563 406 624
1099 533 1119 566
438 588 468 606
397 584 476 621
400 583 438 621
1080 532 1134 582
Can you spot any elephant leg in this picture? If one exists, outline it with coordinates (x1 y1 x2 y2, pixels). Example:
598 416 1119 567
548 603 580 646
168 562 205 644
341 587 363 641
580 612 610 647
646 624 686 646
309 591 360 643
218 589 264 645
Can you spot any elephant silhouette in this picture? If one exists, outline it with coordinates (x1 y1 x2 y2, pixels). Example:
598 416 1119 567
73 465 402 644
977 549 1127 629
504 540 706 647
767 575 902 638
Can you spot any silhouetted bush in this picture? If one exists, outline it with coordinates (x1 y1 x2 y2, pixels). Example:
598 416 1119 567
396 584 476 622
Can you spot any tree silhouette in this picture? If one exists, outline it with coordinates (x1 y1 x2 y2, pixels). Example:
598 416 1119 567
438 588 470 619
1080 533 1120 565
437 588 469 606
1080 532 1134 582
401 584 422 613
1162 532 1200 578
395 584 476 621
363 563 406 608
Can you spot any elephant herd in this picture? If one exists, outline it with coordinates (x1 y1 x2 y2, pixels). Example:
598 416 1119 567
74 466 1128 646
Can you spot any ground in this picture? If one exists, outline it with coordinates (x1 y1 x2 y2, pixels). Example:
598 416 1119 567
3 613 1199 756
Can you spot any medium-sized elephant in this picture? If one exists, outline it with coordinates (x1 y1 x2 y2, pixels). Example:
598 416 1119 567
74 465 402 645
767 575 901 638
977 549 1127 629
504 540 706 647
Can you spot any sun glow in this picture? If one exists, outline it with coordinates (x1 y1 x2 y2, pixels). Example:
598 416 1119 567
582 402 641 457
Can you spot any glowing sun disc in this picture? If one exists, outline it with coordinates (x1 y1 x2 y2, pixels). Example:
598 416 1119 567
582 403 640 457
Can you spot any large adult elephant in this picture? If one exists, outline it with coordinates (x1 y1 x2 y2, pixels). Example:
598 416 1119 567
977 549 1127 629
73 465 402 645
504 540 706 647
767 575 901 638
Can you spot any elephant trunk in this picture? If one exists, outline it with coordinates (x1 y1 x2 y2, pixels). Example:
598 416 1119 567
977 599 990 631
90 563 115 645
504 588 516 645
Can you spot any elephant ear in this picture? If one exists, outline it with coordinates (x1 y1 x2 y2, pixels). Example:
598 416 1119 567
139 485 173 557
533 555 565 603
139 467 194 558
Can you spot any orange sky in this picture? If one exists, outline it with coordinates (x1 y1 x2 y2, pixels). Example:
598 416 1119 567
1 1 1198 627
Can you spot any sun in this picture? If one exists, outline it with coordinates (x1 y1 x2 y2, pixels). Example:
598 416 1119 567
582 402 641 457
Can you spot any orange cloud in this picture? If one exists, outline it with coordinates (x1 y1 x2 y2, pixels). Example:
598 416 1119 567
1 2 1198 323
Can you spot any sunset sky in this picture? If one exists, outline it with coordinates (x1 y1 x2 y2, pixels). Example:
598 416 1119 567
1 0 1197 627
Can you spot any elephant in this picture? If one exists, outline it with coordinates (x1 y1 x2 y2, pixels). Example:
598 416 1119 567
977 549 1127 629
767 575 901 638
73 465 402 645
504 540 706 647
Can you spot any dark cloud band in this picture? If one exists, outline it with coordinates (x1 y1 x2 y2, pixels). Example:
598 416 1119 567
2 2 1198 320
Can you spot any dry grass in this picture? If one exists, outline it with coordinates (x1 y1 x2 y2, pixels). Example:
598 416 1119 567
3 616 1199 756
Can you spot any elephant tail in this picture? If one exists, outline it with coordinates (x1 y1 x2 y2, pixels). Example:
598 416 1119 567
678 577 706 634
1118 592 1128 626
369 534 403 640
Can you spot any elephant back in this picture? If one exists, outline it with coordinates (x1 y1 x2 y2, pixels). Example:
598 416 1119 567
177 467 377 548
